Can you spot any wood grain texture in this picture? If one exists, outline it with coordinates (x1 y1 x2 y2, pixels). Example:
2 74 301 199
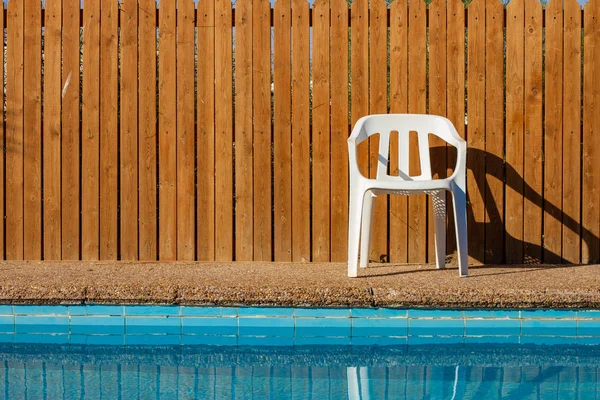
329 0 349 262
0 3 4 258
407 0 426 264
291 0 310 261
43 0 61 260
121 0 140 259
428 0 447 263
159 0 177 259
6 0 24 259
177 0 196 260
215 0 234 260
252 0 272 261
505 0 524 263
81 0 100 260
544 0 563 263
523 0 543 264
368 0 388 263
562 0 582 263
484 0 504 264
311 0 330 262
351 0 368 179
61 0 80 260
466 0 485 265
445 0 465 260
583 0 600 263
389 0 408 263
235 0 254 261
23 0 42 260
197 0 216 260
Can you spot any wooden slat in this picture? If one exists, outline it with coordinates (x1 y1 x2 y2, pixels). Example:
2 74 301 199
197 0 216 260
215 0 234 260
583 0 600 263
505 0 524 263
137 0 157 260
389 0 408 263
543 0 563 263
81 0 100 260
445 0 465 260
158 0 177 259
351 0 368 180
562 0 582 263
311 0 330 262
235 0 254 261
407 0 426 264
428 0 447 263
291 0 310 261
0 1 4 258
253 0 272 261
523 0 543 263
43 0 61 260
484 0 504 264
62 0 80 259
466 0 485 265
329 0 349 262
6 0 24 259
368 0 388 263
23 0 42 260
121 0 139 259
100 0 118 259
177 0 196 260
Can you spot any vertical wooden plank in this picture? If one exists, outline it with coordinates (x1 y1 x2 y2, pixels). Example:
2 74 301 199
484 0 504 263
428 0 447 262
177 0 196 260
311 0 330 262
197 0 216 260
0 0 4 259
368 0 388 263
445 0 465 260
215 0 234 260
43 0 61 259
100 0 118 259
562 0 581 263
523 0 543 263
61 0 80 259
121 0 139 259
137 0 156 260
544 0 563 263
329 0 348 262
407 0 426 264
6 0 24 259
235 0 254 260
291 0 310 261
23 0 42 259
583 0 600 263
389 0 408 263
253 0 272 261
466 0 485 264
351 0 368 179
158 0 177 259
505 0 524 263
81 0 100 260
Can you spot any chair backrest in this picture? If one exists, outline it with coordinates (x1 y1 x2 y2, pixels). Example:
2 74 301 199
356 114 458 181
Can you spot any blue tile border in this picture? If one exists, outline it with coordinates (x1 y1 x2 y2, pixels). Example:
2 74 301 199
0 305 596 346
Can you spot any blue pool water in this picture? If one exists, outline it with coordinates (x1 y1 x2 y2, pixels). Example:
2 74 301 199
0 344 599 399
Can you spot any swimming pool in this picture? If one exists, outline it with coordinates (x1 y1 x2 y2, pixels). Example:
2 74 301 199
0 343 599 399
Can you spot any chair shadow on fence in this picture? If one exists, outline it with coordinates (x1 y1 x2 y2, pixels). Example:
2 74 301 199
429 146 593 268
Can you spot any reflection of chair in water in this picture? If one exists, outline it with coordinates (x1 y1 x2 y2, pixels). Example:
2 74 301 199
347 366 371 400
347 114 468 277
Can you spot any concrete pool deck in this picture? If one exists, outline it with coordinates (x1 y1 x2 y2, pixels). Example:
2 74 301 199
0 261 598 308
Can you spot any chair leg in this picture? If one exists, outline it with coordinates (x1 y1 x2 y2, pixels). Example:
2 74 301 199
360 191 376 268
348 189 364 278
452 187 469 277
432 191 447 270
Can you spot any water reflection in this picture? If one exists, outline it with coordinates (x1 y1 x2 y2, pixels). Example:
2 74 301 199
0 345 599 399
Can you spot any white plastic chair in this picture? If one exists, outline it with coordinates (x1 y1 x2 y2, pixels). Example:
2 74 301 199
347 114 468 278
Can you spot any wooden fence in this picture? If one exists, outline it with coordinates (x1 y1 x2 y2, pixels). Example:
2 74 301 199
1 0 599 264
